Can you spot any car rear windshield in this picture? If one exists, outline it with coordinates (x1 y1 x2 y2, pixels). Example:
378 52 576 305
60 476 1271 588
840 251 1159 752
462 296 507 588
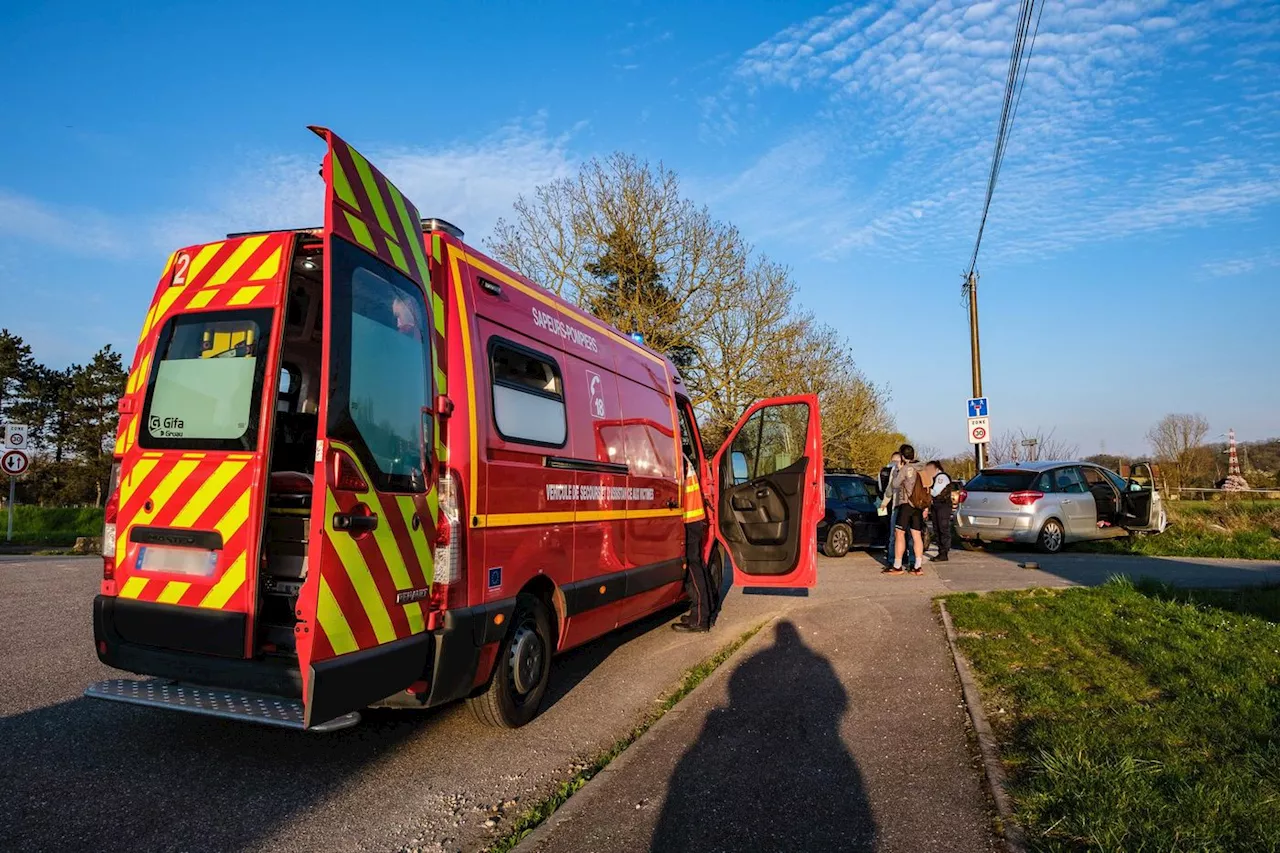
140 308 273 451
965 470 1038 493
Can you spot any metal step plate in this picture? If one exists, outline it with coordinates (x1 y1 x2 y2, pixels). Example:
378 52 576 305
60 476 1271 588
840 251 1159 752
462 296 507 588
84 679 359 732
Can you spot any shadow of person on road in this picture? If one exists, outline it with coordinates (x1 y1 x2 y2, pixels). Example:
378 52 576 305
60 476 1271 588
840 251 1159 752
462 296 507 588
651 620 875 853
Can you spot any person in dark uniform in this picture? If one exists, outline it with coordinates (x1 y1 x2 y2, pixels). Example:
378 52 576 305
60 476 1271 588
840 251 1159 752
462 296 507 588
673 453 713 632
923 460 953 562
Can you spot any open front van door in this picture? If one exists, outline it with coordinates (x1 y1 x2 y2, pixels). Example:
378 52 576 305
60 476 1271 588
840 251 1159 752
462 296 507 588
710 395 823 591
295 127 441 728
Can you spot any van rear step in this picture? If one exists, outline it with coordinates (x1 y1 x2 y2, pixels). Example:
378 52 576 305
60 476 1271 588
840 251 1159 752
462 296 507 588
84 678 360 732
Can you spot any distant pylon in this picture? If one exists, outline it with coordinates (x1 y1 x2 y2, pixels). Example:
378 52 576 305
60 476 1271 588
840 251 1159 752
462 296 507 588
1227 429 1242 477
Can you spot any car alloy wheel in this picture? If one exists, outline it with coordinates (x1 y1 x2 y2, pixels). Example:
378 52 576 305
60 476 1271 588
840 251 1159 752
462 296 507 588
1038 519 1064 554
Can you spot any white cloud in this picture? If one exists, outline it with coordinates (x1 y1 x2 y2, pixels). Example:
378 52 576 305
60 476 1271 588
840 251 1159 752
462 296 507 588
707 0 1280 263
0 190 126 256
4 117 578 259
1201 248 1280 277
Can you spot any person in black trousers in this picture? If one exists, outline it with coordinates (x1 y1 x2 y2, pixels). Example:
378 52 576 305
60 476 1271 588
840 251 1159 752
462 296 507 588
674 454 713 632
923 460 953 562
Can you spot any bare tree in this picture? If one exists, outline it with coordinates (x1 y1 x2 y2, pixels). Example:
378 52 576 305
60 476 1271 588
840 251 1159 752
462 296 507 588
986 428 1078 465
487 153 897 457
1147 413 1211 490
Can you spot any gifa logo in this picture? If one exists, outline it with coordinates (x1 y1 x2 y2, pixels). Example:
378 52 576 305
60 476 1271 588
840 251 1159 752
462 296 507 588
149 415 186 437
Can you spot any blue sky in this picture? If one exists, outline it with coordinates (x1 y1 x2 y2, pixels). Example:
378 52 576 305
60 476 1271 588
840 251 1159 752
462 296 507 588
1 0 1276 456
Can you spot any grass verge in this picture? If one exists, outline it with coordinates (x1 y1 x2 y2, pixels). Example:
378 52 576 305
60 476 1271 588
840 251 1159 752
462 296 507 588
0 505 103 546
486 621 766 853
945 578 1280 852
1077 499 1280 560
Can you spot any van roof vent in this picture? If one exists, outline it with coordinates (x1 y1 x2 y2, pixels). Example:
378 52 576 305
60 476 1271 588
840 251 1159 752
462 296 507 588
421 218 464 239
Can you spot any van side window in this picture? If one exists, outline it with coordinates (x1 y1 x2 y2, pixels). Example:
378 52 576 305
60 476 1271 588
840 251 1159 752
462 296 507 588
490 342 566 446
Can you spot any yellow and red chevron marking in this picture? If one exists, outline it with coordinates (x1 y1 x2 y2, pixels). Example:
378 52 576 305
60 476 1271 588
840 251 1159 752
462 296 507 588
135 232 289 342
310 444 437 662
112 453 256 613
311 126 431 294
426 234 450 466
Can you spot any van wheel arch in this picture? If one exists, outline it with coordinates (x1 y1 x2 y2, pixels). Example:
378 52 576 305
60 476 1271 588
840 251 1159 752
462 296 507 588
521 574 562 652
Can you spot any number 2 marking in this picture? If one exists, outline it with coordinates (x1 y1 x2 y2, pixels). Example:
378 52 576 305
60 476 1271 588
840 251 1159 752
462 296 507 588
172 252 191 286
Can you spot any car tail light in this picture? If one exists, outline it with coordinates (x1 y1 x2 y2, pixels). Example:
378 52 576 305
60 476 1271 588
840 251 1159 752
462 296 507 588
430 470 466 610
1009 490 1044 506
957 489 968 505
102 462 121 579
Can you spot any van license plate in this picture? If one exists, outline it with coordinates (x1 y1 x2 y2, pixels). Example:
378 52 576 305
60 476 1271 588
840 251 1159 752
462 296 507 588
968 516 1000 527
136 546 219 577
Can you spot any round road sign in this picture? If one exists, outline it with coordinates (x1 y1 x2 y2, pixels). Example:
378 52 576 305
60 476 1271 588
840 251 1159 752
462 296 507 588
972 426 987 441
2 448 30 476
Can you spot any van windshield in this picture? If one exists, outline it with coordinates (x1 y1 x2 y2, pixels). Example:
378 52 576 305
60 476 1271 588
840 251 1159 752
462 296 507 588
141 309 273 450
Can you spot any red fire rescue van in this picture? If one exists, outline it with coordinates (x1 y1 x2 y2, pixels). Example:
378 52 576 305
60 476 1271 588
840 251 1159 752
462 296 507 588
87 127 823 731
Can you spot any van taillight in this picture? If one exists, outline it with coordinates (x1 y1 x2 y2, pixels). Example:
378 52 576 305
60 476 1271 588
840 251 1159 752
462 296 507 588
957 489 968 505
102 461 121 579
1009 491 1044 506
331 449 369 492
430 470 465 609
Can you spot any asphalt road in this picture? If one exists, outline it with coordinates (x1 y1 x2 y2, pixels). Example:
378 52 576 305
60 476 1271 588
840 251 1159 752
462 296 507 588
3 548 1277 852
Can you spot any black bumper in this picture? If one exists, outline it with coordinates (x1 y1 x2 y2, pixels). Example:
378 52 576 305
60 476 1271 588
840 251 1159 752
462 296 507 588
94 594 517 711
94 595 303 698
424 597 517 708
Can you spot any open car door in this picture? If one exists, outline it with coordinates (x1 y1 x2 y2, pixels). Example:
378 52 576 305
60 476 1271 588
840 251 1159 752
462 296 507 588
295 127 441 728
1121 461 1166 533
710 395 822 591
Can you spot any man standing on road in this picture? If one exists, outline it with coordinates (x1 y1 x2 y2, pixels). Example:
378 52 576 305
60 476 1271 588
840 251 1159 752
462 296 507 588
923 460 953 563
883 444 928 575
673 453 714 633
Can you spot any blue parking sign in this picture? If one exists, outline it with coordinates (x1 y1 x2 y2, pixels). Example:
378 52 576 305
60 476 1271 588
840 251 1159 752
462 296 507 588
967 397 988 418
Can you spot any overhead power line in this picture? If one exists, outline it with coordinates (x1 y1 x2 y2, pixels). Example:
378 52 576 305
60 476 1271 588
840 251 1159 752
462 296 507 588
966 0 1047 280
962 0 1046 474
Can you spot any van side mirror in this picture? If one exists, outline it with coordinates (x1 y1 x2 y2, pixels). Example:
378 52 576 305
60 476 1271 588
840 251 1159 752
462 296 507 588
731 451 749 485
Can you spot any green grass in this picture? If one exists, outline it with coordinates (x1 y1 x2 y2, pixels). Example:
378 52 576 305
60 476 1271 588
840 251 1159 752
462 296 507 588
0 505 103 545
1078 500 1280 561
486 622 765 853
946 579 1280 852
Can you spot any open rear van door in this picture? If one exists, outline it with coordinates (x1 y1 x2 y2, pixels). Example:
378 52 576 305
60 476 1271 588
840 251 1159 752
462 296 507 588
710 395 822 591
296 127 441 728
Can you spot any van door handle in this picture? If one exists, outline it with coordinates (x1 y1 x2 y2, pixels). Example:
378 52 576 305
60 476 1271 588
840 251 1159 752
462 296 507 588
333 512 378 533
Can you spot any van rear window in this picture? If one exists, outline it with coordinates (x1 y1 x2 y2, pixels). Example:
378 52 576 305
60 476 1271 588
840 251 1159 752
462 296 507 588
140 309 272 450
965 470 1037 493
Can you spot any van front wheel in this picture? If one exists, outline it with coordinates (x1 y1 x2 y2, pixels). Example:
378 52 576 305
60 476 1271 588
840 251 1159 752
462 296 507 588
468 594 553 728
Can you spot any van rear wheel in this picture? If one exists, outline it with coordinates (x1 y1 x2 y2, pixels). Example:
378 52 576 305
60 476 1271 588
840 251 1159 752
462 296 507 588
468 593 553 728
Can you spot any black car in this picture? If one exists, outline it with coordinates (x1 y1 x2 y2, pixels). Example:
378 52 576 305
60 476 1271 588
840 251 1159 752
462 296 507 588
819 469 933 558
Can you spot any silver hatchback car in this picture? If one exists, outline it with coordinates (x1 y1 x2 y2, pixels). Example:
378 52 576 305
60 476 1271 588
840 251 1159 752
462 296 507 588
955 460 1167 553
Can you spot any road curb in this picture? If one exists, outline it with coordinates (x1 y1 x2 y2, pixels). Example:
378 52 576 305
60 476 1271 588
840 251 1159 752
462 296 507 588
938 599 1028 853
511 616 780 852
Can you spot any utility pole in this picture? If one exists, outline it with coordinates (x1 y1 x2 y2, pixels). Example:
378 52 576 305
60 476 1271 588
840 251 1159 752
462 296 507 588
966 271 985 471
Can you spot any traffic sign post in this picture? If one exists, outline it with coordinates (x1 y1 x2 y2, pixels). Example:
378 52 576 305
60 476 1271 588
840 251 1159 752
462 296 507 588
968 416 991 445
2 449 29 542
4 424 30 450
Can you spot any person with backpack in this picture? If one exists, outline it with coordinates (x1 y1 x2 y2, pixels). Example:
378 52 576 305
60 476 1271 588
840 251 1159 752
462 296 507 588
883 444 929 575
923 460 953 563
